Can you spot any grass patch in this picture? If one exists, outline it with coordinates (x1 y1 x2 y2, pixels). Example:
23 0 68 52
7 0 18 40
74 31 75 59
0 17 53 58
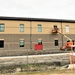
0 63 70 74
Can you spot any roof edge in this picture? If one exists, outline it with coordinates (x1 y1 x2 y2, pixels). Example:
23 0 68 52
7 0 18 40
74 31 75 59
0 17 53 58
0 16 75 23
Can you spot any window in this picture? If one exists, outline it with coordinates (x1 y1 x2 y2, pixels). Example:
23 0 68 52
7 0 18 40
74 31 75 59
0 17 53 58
20 24 24 32
54 40 58 46
0 40 4 48
0 24 5 32
38 39 42 45
20 40 24 47
66 25 69 32
38 24 42 32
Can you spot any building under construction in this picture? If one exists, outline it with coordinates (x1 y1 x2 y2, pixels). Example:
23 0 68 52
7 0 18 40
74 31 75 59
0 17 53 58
0 16 75 56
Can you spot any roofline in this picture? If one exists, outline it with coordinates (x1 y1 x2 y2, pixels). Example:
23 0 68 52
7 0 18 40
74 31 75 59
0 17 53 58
0 16 75 23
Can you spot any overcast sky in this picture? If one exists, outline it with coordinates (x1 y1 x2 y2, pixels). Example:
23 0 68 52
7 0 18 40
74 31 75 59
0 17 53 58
0 0 75 20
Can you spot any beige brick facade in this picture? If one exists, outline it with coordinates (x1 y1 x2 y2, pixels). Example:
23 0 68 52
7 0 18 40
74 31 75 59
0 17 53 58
0 17 75 56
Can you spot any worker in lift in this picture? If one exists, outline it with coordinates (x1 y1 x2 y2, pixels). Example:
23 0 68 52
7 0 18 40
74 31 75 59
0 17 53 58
54 25 59 33
60 40 72 50
72 40 75 50
66 40 72 50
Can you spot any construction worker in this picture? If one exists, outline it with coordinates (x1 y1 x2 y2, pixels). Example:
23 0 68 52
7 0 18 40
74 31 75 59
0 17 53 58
66 40 72 50
52 25 59 33
60 40 72 50
54 25 59 33
72 40 75 50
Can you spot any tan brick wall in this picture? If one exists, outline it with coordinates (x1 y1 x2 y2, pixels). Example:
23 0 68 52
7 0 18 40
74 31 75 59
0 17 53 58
0 20 30 34
31 21 61 34
62 22 75 34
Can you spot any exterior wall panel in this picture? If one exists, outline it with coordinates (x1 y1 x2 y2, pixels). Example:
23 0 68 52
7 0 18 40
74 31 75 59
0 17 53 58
31 21 62 34
0 17 75 56
31 34 62 50
0 20 30 34
0 34 30 50
62 23 75 34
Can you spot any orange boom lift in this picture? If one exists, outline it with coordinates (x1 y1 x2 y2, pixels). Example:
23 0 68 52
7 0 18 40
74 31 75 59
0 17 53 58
59 32 75 51
52 25 75 51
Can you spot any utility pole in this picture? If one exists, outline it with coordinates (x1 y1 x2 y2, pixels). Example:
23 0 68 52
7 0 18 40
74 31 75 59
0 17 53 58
61 21 63 47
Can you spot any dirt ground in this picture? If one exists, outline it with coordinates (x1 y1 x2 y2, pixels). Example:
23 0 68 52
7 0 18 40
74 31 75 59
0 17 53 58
28 72 75 75
46 74 75 75
0 73 75 75
0 70 75 75
1 69 75 75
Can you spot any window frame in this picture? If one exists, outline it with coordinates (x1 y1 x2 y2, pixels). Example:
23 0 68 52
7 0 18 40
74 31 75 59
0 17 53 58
38 24 42 32
0 24 5 32
20 40 25 47
20 24 24 32
54 40 59 46
38 39 42 45
66 25 69 32
0 40 4 48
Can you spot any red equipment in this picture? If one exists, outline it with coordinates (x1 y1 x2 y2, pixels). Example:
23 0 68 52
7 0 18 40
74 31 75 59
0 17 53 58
34 44 43 50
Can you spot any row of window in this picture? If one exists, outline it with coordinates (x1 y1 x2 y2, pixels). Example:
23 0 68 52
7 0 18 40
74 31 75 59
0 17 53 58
0 24 25 32
20 40 58 47
0 39 58 48
20 40 59 46
0 24 70 33
20 40 58 46
0 40 25 48
37 39 58 46
0 24 42 32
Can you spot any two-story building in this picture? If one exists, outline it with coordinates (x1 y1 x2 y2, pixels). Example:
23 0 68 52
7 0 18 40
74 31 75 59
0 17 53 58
0 16 75 56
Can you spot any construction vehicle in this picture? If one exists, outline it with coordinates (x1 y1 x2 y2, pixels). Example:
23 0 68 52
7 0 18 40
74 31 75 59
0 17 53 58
52 25 75 51
60 33 75 51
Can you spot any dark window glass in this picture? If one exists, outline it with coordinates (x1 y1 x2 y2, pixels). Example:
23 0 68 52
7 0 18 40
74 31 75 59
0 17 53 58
54 40 58 46
0 40 4 48
38 40 42 45
20 40 24 47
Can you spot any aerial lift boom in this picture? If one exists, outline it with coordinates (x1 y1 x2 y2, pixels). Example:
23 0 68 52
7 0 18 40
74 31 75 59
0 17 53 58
52 26 75 50
58 32 75 50
58 32 72 41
